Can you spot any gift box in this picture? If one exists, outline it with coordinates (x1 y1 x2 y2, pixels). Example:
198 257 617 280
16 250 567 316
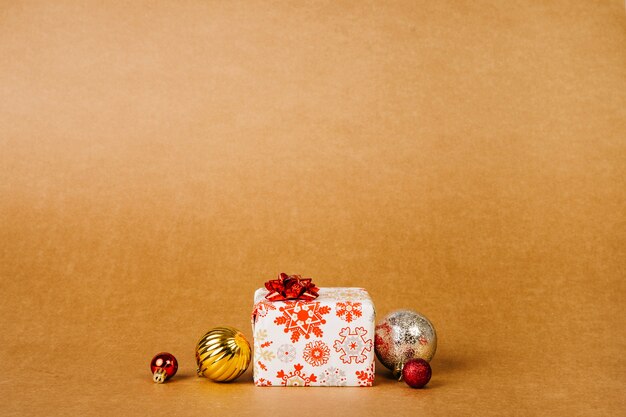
251 277 376 387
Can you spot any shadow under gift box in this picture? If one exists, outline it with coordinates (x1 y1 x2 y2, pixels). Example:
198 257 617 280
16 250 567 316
251 287 376 387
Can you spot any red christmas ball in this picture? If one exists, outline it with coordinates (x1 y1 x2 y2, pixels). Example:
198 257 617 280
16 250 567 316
150 352 178 383
402 358 431 388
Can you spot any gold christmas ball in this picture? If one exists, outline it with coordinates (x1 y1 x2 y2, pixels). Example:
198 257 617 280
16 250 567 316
196 326 251 382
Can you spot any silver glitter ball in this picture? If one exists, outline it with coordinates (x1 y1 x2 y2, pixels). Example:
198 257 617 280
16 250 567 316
375 310 437 377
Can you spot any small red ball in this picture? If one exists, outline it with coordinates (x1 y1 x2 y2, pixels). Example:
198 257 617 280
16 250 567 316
150 352 178 383
402 358 432 388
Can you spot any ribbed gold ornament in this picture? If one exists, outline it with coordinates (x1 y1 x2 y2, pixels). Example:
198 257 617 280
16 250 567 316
195 326 251 382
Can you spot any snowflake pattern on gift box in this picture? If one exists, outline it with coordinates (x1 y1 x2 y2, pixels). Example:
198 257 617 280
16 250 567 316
277 363 317 387
317 367 347 386
325 288 370 301
274 301 330 343
254 330 275 361
255 378 273 386
302 340 330 367
335 301 362 323
252 299 276 320
355 362 375 387
333 327 373 364
277 344 296 363
253 329 275 377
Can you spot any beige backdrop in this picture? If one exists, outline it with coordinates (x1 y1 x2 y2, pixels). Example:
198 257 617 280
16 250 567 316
1 1 625 416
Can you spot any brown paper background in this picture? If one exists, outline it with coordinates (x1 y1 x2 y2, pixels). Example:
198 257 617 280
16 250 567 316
1 1 625 415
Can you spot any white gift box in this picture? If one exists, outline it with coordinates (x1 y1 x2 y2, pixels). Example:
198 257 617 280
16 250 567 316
251 287 376 387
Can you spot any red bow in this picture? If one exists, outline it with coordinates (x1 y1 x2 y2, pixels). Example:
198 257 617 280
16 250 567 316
264 273 319 301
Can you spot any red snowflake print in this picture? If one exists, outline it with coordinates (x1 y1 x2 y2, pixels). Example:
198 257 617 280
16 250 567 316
335 301 362 323
333 327 373 364
255 378 272 386
355 362 375 387
274 301 330 343
276 363 318 387
252 299 276 321
302 340 330 367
